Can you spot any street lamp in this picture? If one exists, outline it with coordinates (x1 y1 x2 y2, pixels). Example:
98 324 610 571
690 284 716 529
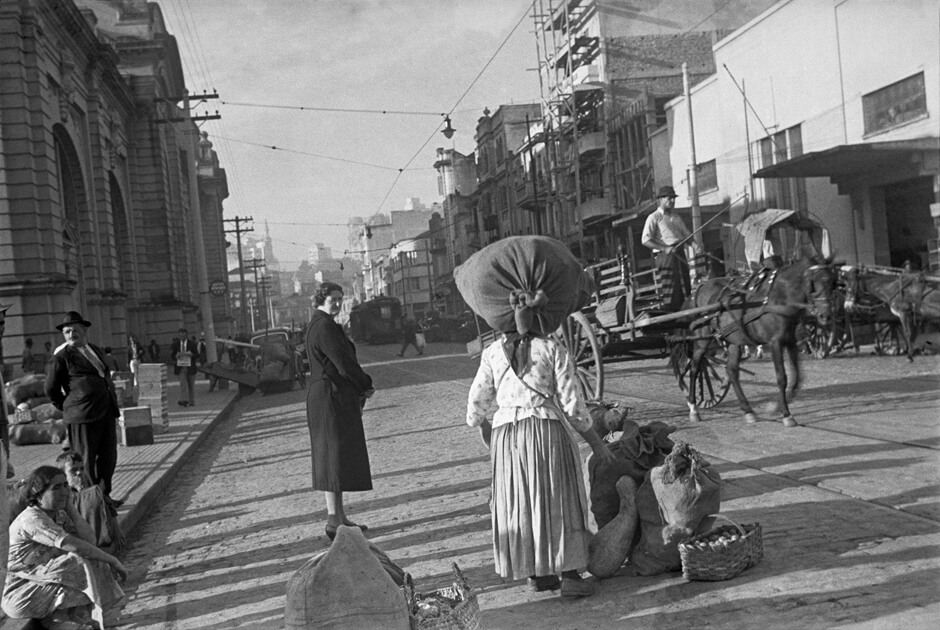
442 116 455 139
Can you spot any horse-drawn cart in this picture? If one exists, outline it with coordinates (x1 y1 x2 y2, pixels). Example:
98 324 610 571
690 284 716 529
199 327 308 395
470 208 838 427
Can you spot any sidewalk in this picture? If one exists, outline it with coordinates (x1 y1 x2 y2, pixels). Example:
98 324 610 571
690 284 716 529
1 378 239 630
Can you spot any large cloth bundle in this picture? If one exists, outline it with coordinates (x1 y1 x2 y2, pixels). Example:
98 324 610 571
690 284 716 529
454 236 593 335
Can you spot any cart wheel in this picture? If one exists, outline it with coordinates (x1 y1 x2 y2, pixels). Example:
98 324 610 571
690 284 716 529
799 319 836 359
674 337 730 409
554 312 604 401
873 320 903 355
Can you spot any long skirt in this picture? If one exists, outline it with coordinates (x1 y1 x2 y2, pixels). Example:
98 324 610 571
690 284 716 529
490 417 591 580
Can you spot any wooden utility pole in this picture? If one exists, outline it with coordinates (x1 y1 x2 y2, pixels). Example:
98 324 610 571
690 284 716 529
683 63 704 281
224 216 253 333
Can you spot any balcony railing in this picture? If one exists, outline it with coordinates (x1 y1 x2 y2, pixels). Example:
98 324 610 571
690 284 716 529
515 178 549 211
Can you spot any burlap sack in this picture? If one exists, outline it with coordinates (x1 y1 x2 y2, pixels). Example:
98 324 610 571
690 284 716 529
454 236 593 335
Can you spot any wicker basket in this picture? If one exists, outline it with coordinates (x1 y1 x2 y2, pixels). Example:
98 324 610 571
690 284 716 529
678 517 763 582
406 563 481 630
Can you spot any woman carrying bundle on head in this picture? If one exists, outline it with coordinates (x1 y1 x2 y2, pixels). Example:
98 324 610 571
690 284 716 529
456 236 616 598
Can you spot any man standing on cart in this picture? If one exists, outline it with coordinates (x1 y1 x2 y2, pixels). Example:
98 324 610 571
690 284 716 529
642 186 701 311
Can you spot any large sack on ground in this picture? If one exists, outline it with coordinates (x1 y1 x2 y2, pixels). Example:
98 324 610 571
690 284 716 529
628 442 721 575
454 236 594 335
32 402 64 423
284 525 409 629
24 396 51 409
6 373 46 407
9 420 67 446
588 419 675 529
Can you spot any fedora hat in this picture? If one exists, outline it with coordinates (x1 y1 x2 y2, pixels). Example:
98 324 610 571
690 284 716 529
656 185 678 198
56 311 92 330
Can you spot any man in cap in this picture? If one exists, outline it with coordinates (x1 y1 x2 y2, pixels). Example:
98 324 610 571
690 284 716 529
44 311 121 505
641 185 702 311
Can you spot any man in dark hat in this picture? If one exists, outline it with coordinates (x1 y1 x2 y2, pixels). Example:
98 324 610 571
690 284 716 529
641 185 702 311
44 311 121 505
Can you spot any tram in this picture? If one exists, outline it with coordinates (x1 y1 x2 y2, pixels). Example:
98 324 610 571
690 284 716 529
348 296 403 344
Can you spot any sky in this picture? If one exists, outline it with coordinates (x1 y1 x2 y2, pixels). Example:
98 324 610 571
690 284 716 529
158 0 541 269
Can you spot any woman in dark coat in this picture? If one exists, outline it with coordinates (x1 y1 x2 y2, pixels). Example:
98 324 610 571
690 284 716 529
305 282 375 539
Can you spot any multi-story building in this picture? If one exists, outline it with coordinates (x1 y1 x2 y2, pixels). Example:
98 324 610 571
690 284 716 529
0 0 229 365
432 147 476 314
474 105 542 248
665 0 939 271
530 0 776 262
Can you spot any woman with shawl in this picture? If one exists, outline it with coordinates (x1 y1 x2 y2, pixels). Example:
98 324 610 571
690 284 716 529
459 237 616 597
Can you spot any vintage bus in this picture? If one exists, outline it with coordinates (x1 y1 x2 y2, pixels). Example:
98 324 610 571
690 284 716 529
348 297 403 344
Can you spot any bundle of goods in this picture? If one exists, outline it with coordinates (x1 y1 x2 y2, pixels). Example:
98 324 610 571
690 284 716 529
8 399 66 446
406 563 481 630
586 400 632 437
4 373 49 411
678 517 763 581
585 416 676 578
628 442 722 576
455 235 594 336
284 525 410 629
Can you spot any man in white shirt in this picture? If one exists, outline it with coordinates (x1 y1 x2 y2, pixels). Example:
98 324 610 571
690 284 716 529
641 186 701 311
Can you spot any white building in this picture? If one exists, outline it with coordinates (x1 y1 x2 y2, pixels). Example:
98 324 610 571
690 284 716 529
664 0 939 271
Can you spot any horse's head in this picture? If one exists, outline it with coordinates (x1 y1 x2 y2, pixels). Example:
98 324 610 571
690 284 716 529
842 266 860 311
801 261 837 325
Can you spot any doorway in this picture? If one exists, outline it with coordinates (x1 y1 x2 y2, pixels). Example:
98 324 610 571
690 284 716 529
883 176 936 270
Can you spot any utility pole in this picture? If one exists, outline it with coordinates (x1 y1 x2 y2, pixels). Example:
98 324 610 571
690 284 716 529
224 216 253 333
258 275 271 330
683 63 704 282
245 257 265 332
156 90 221 363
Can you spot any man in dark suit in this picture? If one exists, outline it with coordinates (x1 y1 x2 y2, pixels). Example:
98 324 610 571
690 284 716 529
170 327 199 406
44 310 121 504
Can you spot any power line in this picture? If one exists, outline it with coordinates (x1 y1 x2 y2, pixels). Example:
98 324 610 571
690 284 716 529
219 102 448 117
209 135 429 171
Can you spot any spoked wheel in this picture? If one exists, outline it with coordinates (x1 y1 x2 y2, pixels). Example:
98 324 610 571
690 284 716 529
799 319 837 359
673 335 731 409
554 312 604 401
873 320 903 355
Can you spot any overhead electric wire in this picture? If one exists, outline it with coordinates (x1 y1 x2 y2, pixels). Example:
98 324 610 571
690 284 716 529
210 135 428 171
373 0 536 214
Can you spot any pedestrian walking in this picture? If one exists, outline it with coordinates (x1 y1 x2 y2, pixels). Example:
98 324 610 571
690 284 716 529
397 317 423 357
304 281 375 540
456 236 616 598
170 327 199 407
44 311 121 504
21 338 34 374
641 185 702 311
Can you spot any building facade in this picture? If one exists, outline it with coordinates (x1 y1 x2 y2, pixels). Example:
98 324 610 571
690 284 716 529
1 0 229 368
665 0 940 271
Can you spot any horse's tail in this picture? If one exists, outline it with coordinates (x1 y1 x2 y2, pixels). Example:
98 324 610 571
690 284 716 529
668 335 690 392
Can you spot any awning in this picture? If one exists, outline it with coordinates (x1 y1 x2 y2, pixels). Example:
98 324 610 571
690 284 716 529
754 138 940 179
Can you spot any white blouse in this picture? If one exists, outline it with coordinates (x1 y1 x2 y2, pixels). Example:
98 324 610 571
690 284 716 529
465 335 591 432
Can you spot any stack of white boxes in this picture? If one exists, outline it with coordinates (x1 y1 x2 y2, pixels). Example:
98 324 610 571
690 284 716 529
136 363 168 433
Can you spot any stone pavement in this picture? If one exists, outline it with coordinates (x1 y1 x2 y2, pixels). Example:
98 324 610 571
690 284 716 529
1 378 238 629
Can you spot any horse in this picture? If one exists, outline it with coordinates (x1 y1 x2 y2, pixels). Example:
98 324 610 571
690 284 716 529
678 257 837 427
843 267 940 360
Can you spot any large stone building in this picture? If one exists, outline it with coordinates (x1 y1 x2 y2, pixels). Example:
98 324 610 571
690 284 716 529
0 0 230 366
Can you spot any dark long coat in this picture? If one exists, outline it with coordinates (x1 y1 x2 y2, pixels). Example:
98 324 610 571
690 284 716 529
305 309 374 492
44 343 119 425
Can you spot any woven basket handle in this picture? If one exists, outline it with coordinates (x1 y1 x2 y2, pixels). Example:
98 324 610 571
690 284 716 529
710 514 747 537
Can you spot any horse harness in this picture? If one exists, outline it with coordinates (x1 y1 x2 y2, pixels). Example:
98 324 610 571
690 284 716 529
692 264 830 344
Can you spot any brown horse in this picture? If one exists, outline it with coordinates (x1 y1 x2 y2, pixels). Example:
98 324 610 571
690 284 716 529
843 267 940 360
680 258 837 427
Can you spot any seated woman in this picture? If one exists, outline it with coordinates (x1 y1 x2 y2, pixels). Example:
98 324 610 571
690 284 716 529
3 466 126 630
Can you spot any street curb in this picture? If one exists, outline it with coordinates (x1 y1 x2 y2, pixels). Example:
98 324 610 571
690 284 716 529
117 391 239 538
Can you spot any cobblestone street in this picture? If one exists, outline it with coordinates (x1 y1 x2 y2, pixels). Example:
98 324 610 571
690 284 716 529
104 343 940 630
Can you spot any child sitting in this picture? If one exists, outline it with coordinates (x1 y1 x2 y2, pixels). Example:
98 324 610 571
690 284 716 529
55 451 125 553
